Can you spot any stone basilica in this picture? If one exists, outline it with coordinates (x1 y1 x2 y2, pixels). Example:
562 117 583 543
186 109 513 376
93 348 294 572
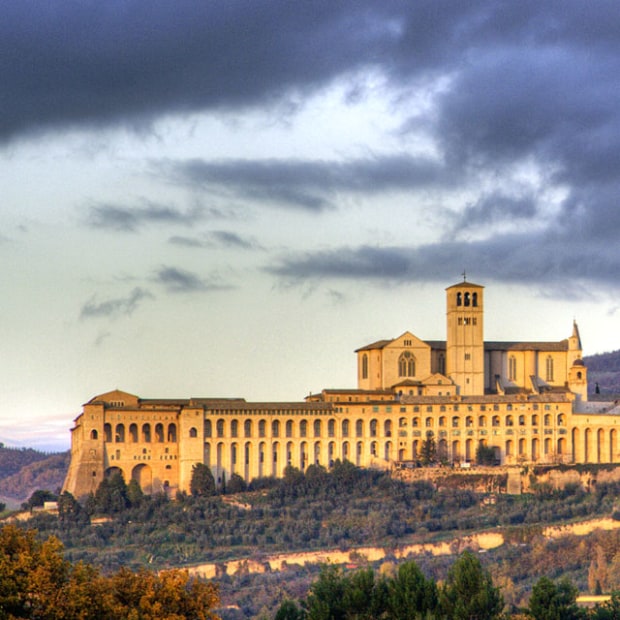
63 280 620 498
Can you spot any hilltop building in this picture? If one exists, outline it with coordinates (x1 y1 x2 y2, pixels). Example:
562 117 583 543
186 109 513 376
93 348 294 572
63 280 620 498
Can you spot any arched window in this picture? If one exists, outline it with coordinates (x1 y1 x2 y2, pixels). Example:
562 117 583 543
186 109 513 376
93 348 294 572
272 420 280 437
90 429 98 440
129 423 138 442
452 416 459 428
457 292 462 306
532 415 539 426
557 414 565 427
258 420 266 438
216 419 225 438
398 352 416 377
167 424 177 442
478 416 486 427
142 423 151 443
466 416 473 427
519 415 525 427
314 419 322 437
155 423 164 442
300 420 307 438
492 415 500 427
362 354 368 379
508 356 517 381
546 356 554 382
439 416 446 427
472 292 478 307
464 292 470 306
231 420 239 438
244 419 252 438
204 420 212 438
189 427 197 438
356 419 363 438
384 420 392 436
370 419 378 437
286 420 293 438
115 424 125 443
342 419 349 437
544 414 551 426
506 415 513 426
425 417 433 428
328 419 335 438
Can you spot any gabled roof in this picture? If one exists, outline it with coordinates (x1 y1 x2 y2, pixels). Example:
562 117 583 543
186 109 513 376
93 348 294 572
355 339 392 352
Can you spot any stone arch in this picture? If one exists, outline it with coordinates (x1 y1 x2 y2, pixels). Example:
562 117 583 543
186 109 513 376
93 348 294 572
505 439 513 462
585 428 592 463
328 441 335 466
314 419 322 438
129 423 138 442
231 442 238 474
286 441 293 467
132 463 152 494
342 441 350 462
531 438 539 461
104 423 112 442
300 441 307 470
90 429 98 440
452 439 460 462
286 419 294 438
572 427 581 462
597 428 605 463
115 424 125 442
314 441 321 465
141 423 151 443
356 441 363 465
167 423 177 442
438 438 448 461
204 419 212 438
272 420 280 438
557 437 566 459
243 441 252 481
231 419 239 438
189 427 198 438
384 420 392 437
204 442 211 466
244 419 252 438
342 419 350 437
105 466 123 479
272 441 279 477
384 441 392 461
155 423 164 442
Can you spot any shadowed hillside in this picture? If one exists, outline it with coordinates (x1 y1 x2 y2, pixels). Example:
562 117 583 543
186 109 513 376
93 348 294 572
585 349 620 396
0 448 69 500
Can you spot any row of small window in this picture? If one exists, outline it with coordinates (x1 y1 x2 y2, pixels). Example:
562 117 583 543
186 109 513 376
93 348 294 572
199 413 567 440
374 403 553 413
94 422 177 443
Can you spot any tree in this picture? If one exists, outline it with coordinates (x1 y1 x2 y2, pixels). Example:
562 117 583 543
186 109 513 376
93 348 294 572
420 431 437 465
527 576 584 620
476 443 497 466
387 560 439 619
439 550 503 620
227 473 247 494
275 599 305 620
592 590 620 620
190 463 216 497
303 564 349 620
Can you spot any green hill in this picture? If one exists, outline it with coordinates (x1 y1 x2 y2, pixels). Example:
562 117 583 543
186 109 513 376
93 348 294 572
585 349 620 396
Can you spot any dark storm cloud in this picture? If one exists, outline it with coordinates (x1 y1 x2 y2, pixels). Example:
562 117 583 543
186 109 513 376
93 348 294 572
4 1 620 289
154 266 234 294
85 202 204 232
266 230 620 296
163 155 450 211
80 287 153 319
169 230 262 250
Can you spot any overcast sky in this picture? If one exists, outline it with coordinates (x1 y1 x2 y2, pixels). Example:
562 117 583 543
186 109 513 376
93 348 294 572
2 1 619 451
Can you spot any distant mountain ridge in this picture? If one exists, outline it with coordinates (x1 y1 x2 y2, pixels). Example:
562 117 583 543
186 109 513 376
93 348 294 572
584 349 620 395
0 445 69 501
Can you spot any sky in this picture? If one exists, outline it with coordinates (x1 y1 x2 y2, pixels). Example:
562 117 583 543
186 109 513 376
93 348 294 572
1 1 620 451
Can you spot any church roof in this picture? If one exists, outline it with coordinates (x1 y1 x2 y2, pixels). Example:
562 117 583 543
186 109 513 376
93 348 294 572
355 339 392 352
446 280 484 289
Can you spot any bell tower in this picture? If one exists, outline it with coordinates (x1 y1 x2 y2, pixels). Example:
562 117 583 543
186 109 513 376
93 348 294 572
446 278 485 395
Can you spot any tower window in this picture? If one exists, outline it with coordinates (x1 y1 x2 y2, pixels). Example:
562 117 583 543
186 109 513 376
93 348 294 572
457 292 462 306
509 356 517 382
362 354 368 379
545 356 554 382
472 292 478 307
398 352 416 377
464 292 470 306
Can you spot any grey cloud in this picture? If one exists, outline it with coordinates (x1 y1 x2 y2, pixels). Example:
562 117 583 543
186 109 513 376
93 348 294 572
86 202 204 232
80 287 153 319
452 191 540 231
169 230 263 250
154 266 234 294
266 231 620 297
162 155 450 211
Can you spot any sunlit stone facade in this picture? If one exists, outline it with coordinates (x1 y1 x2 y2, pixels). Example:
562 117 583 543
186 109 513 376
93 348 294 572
63 280 620 498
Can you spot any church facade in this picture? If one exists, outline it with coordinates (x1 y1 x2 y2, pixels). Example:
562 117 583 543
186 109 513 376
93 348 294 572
63 280 620 498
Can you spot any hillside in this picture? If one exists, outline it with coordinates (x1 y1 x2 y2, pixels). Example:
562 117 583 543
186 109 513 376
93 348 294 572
0 450 69 501
585 349 620 395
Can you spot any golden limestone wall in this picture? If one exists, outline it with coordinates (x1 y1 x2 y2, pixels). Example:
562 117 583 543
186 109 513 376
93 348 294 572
63 391 620 498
